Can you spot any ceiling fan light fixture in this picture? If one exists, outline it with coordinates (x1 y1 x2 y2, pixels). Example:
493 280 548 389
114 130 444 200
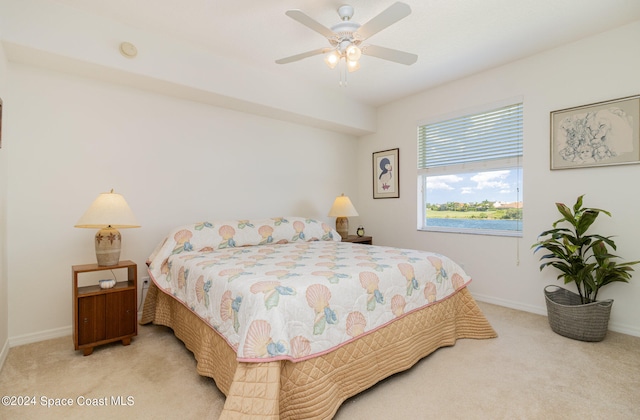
324 51 340 69
345 44 361 62
347 59 360 73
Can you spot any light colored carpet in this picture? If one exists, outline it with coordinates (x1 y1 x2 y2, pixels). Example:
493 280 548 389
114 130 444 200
1 302 639 420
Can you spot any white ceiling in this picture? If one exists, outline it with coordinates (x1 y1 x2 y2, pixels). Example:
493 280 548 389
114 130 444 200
36 0 640 107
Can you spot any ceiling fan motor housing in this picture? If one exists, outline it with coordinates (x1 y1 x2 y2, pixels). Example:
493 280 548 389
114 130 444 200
337 5 355 20
332 4 361 47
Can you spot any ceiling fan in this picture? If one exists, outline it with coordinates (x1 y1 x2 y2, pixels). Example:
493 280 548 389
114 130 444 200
275 2 418 76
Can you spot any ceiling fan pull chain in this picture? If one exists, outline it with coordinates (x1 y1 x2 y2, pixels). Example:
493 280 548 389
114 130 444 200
339 59 348 87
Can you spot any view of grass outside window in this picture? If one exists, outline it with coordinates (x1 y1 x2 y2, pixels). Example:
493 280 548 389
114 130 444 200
418 102 523 236
423 169 522 234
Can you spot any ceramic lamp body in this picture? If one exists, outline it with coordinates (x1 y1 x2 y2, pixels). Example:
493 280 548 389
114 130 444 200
335 217 349 238
95 227 122 266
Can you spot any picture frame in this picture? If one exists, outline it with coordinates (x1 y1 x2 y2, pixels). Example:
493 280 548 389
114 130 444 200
550 94 640 170
372 148 399 198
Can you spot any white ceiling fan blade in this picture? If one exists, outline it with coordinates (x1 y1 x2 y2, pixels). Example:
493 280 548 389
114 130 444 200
285 10 336 39
276 48 330 64
355 2 411 40
361 45 418 65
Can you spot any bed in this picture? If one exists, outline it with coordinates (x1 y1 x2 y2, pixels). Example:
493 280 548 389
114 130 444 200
140 217 496 419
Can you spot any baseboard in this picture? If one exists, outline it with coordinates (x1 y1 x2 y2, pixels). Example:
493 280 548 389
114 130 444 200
9 291 149 346
9 326 72 348
9 304 147 348
0 338 9 372
471 292 547 316
608 321 640 337
472 292 640 338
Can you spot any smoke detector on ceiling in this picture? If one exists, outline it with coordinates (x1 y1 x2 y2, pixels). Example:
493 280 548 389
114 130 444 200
119 42 138 58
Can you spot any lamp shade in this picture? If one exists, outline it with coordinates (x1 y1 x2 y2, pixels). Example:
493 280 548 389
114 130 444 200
328 194 359 217
75 190 140 229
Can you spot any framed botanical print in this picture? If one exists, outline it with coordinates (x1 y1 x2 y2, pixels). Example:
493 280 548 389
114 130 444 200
372 148 399 198
550 95 640 170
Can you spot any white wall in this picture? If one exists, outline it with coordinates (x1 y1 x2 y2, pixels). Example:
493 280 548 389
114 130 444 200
0 39 9 365
5 63 359 343
4 9 639 351
0 0 375 136
358 21 640 336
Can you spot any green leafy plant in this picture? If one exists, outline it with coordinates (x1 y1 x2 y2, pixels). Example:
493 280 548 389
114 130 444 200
533 195 638 304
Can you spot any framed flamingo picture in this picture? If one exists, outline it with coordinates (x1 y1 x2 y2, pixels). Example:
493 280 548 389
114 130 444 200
372 148 399 199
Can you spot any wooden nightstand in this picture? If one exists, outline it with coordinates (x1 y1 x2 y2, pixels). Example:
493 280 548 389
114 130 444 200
72 260 137 356
342 235 373 245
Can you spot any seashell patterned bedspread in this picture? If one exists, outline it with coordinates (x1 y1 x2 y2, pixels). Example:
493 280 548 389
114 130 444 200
147 217 471 363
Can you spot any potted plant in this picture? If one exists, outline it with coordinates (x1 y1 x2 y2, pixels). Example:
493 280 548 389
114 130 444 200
532 195 638 341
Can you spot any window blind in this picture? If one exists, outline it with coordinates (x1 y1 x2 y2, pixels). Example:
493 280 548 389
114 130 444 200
418 103 523 170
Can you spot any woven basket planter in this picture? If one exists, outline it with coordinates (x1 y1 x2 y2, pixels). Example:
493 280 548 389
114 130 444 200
544 285 613 342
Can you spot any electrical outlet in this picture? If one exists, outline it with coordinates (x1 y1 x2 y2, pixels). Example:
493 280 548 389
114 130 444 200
142 277 150 286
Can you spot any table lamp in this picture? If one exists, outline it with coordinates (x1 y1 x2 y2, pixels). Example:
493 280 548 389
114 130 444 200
328 193 359 238
75 189 140 266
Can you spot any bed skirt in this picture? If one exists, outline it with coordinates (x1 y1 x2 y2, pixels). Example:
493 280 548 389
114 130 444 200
140 282 496 419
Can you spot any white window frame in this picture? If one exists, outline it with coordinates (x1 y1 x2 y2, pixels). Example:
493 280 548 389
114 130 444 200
417 98 523 237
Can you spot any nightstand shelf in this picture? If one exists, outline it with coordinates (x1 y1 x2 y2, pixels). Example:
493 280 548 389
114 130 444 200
77 280 135 297
341 235 373 245
72 260 137 356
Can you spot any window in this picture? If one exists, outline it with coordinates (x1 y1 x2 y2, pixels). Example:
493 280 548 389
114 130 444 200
417 102 523 236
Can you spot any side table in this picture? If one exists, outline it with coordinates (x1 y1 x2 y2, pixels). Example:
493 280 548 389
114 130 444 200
72 260 137 356
341 235 373 245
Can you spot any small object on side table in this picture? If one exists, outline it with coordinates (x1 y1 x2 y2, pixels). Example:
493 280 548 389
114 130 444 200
99 279 116 289
341 235 372 245
356 225 365 237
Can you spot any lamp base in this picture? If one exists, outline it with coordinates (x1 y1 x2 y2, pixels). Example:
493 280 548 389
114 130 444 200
95 227 121 267
335 217 349 239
